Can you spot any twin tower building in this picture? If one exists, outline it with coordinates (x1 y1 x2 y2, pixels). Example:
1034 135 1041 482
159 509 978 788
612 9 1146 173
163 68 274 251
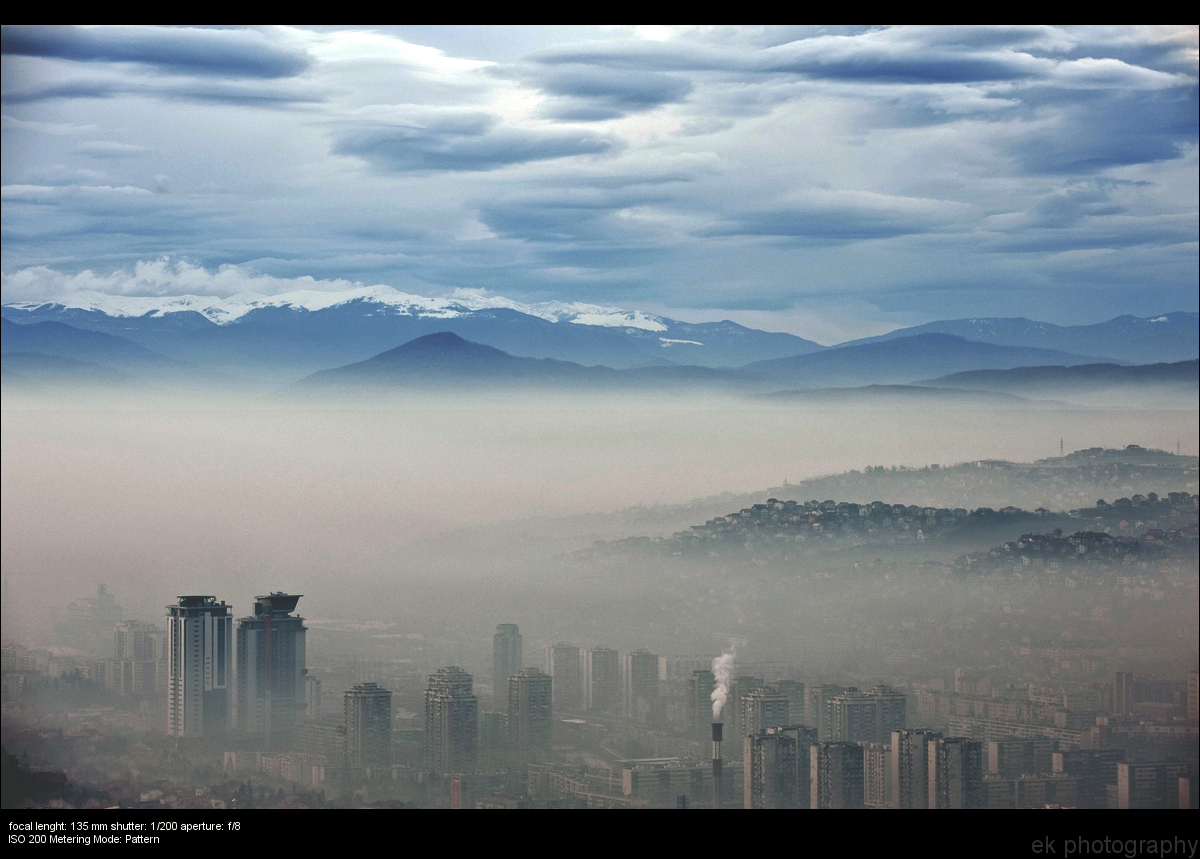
165 593 306 745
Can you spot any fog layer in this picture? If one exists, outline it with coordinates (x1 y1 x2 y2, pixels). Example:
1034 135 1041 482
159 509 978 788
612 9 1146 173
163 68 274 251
2 389 1196 632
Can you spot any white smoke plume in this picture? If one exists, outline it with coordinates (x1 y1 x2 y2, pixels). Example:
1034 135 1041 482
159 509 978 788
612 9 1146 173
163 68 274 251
710 648 736 721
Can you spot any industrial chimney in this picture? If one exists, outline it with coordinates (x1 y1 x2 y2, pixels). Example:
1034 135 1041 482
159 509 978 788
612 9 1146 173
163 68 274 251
711 722 723 809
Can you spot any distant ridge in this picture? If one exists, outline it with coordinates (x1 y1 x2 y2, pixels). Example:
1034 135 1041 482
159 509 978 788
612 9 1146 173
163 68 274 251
838 312 1199 364
742 333 1109 388
299 331 762 391
301 331 612 389
923 359 1199 391
2 286 825 377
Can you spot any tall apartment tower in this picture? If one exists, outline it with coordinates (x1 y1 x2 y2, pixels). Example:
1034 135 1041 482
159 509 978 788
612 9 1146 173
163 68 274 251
892 729 942 809
425 666 478 774
165 595 233 738
546 643 582 714
688 669 716 740
508 667 553 753
110 620 167 698
775 680 806 725
805 683 844 742
344 682 392 772
929 736 983 808
62 583 124 656
233 592 306 748
828 685 907 744
811 742 866 809
863 742 893 808
493 624 522 708
742 686 791 736
304 675 322 721
744 724 817 809
585 646 621 714
114 620 167 662
622 648 660 720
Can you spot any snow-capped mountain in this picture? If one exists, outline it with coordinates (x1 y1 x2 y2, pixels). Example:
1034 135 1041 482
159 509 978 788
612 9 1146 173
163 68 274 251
1 286 825 379
3 286 674 332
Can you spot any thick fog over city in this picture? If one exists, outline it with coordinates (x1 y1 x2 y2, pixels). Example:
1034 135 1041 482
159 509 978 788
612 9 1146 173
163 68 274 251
2 392 1197 634
2 26 1197 820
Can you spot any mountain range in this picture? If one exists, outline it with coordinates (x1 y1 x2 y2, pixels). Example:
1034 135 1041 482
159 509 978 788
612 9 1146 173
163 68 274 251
0 287 823 377
3 287 1196 399
838 312 1198 364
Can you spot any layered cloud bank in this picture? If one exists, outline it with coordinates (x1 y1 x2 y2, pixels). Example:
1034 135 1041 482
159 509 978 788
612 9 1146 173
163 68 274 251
3 26 1197 336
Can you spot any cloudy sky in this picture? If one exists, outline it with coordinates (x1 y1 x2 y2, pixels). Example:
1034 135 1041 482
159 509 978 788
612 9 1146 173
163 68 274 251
2 25 1196 342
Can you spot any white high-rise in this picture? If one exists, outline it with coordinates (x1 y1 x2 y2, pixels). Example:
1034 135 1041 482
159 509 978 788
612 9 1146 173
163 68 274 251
166 595 233 738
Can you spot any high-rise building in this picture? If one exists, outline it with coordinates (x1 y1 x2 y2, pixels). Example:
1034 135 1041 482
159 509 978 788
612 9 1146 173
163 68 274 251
508 667 553 753
585 646 621 715
114 620 167 662
1115 671 1185 715
233 592 306 748
425 666 478 774
688 669 716 740
986 738 1057 778
546 643 582 714
805 684 844 742
304 674 322 721
295 715 347 768
1052 748 1127 809
744 725 816 809
863 741 893 808
344 682 392 773
891 729 942 808
928 736 983 808
166 595 233 738
1116 761 1195 809
61 583 124 657
622 648 660 720
775 680 806 725
828 685 907 744
811 742 865 809
741 686 791 736
493 624 522 708
478 711 509 764
108 620 167 698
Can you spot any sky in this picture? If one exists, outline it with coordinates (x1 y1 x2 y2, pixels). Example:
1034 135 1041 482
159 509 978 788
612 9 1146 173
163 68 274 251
1 25 1197 343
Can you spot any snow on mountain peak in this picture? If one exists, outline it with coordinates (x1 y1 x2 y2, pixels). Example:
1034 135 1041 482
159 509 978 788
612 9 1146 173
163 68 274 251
4 285 671 331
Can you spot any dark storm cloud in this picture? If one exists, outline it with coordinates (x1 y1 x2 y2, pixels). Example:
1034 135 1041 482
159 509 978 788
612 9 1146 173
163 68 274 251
74 141 152 158
1057 26 1200 75
1029 182 1129 229
0 25 311 79
759 41 1043 84
541 246 670 268
2 80 126 103
533 30 1048 84
3 78 322 107
532 39 736 73
479 201 614 242
522 65 692 120
333 115 616 173
477 185 670 244
1008 88 1198 175
703 207 938 242
990 221 1195 253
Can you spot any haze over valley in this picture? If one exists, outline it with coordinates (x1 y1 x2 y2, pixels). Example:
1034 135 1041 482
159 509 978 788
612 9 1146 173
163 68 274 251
2 25 1197 815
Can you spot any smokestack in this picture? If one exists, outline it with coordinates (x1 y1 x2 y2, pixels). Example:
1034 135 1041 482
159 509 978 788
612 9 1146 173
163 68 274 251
712 722 722 809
